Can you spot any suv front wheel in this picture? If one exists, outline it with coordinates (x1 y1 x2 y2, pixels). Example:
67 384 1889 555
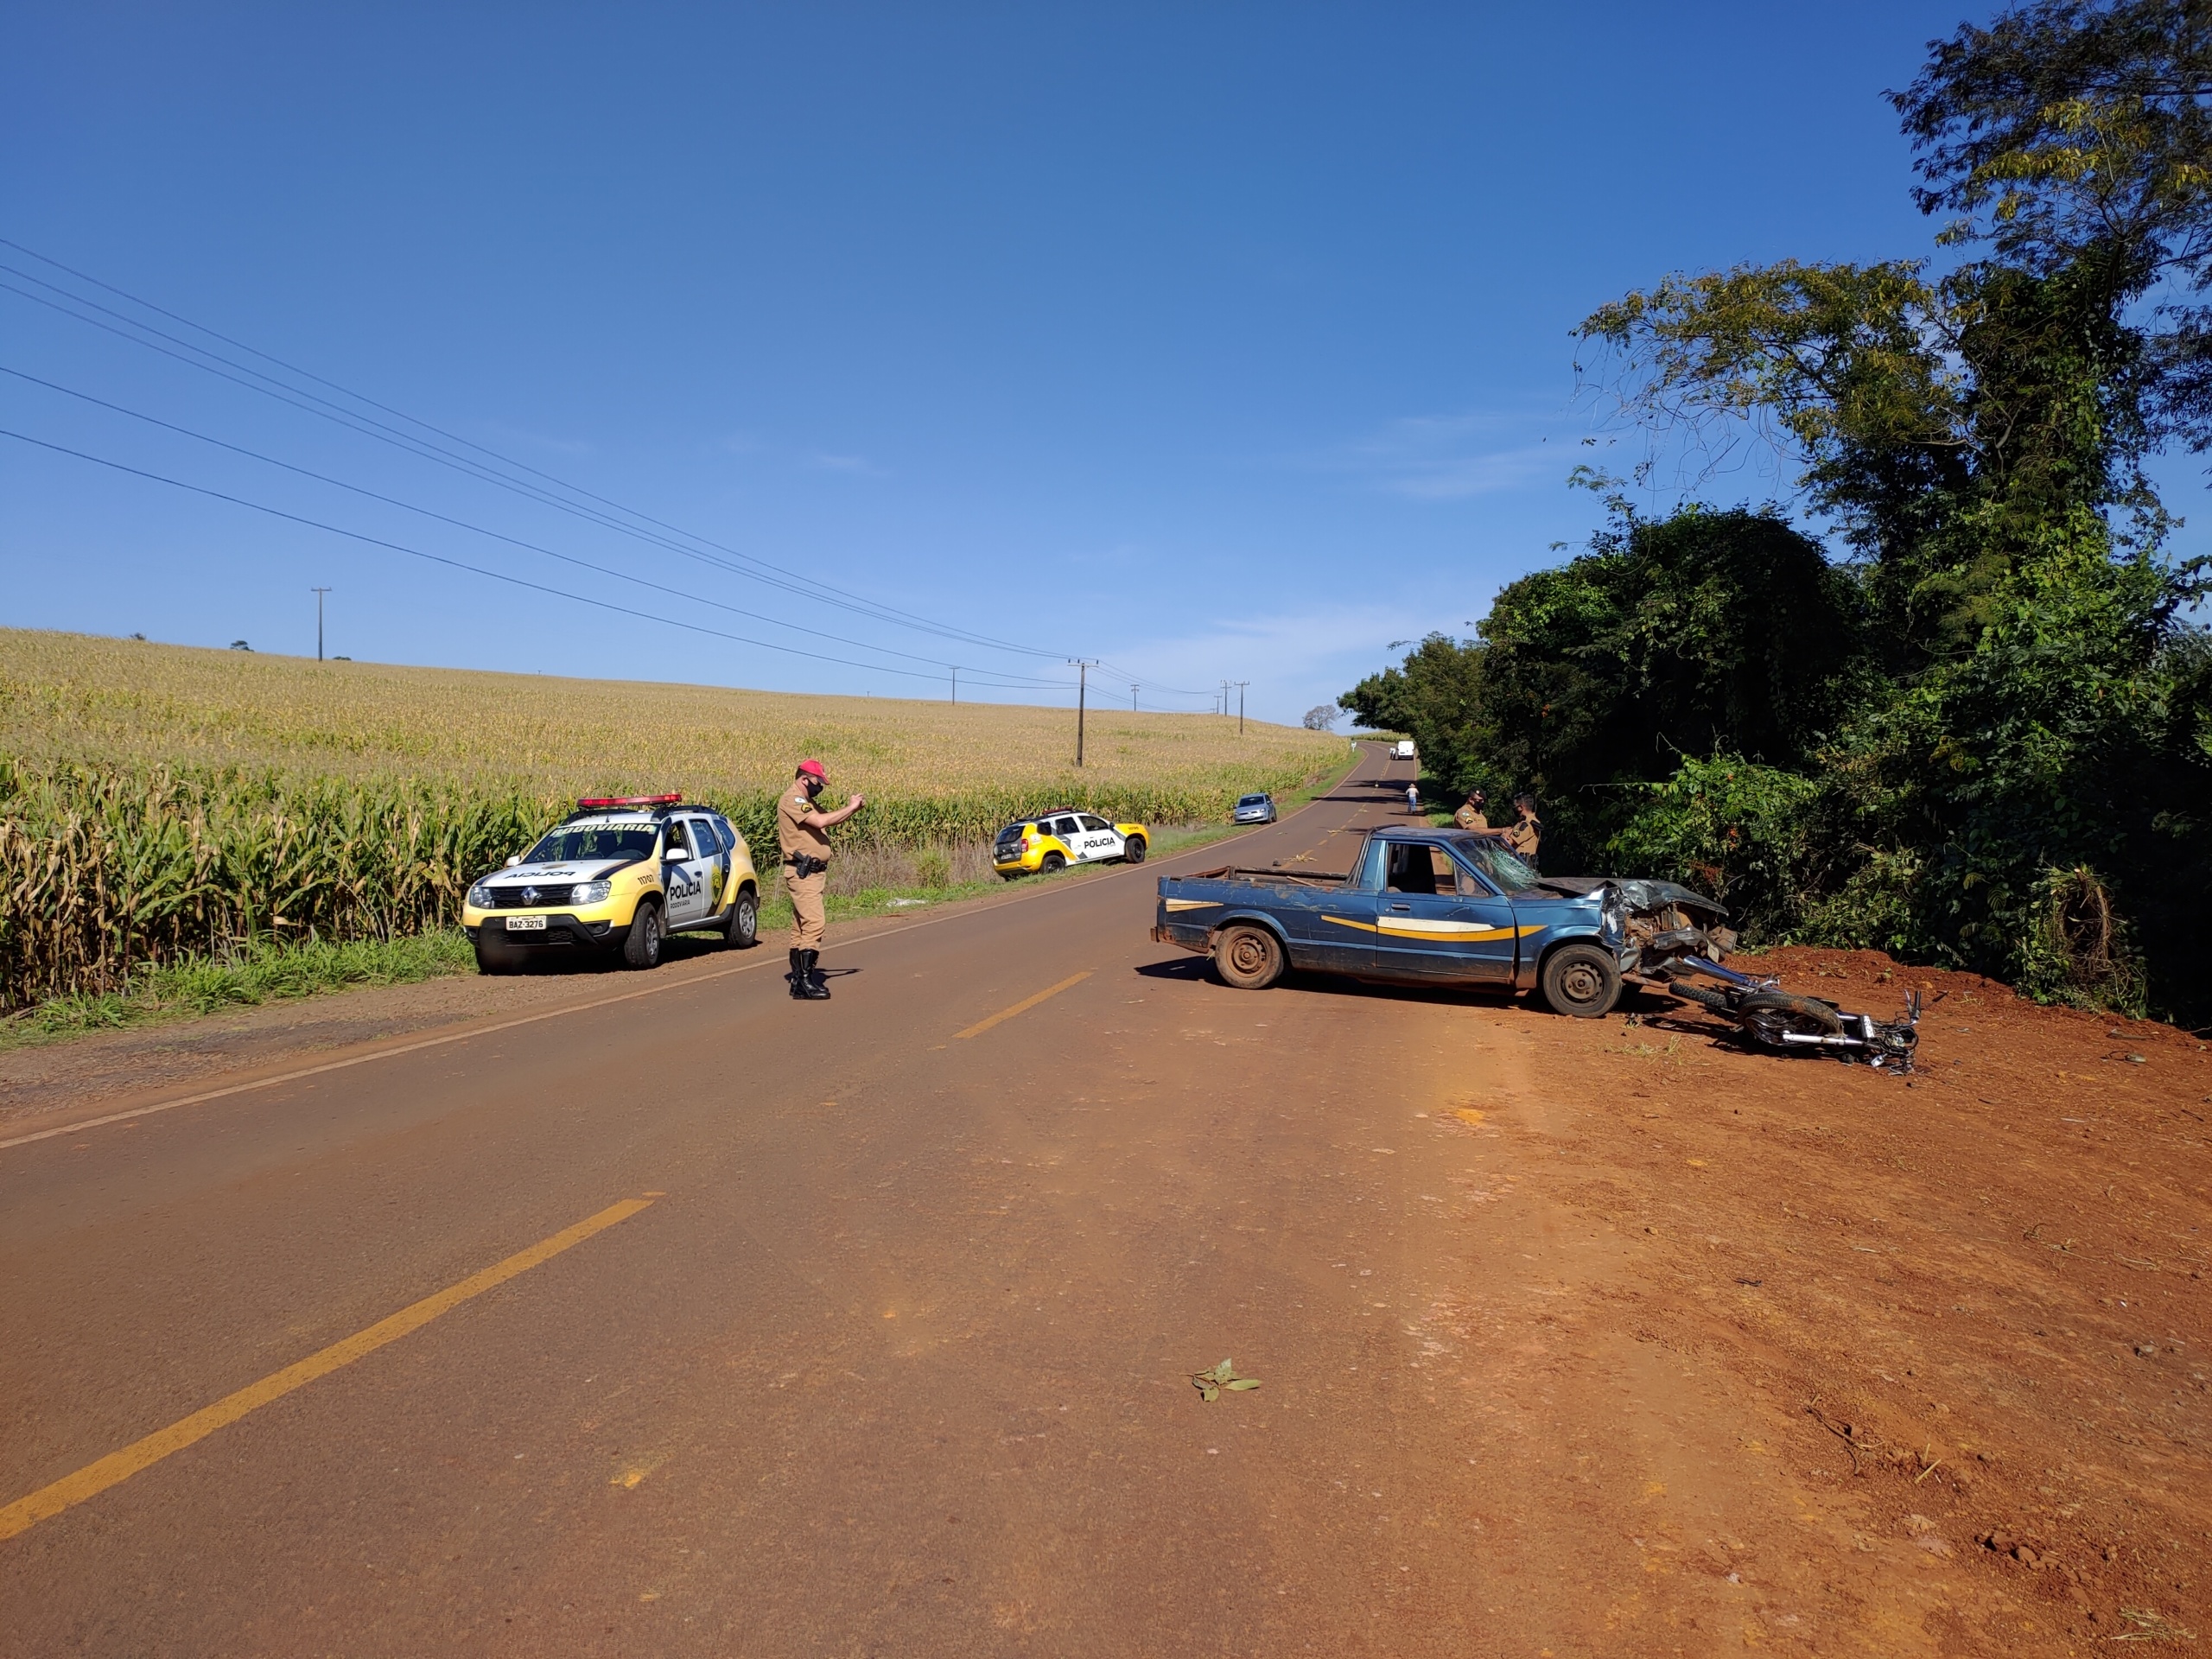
622 901 664 969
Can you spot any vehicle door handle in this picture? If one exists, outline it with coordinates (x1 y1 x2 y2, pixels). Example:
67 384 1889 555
1389 903 1411 912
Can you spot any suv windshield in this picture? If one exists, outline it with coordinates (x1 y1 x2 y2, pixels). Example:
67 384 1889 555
1450 835 1541 894
525 824 658 864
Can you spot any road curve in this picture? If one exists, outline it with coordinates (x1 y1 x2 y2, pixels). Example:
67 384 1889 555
0 746 1681 1654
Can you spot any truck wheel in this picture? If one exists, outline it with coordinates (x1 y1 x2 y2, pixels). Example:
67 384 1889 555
1123 836 1147 865
1213 924 1285 990
1540 942 1619 1018
1040 851 1066 874
622 901 664 970
722 889 759 949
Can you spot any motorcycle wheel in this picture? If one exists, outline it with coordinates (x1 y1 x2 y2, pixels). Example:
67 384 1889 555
1737 991 1842 1047
1669 982 1733 1014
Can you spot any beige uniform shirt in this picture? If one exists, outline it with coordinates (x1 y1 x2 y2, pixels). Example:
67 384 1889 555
1453 804 1490 832
1504 817 1541 861
777 788 831 863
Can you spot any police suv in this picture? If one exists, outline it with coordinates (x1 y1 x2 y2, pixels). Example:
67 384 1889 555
462 794 760 975
992 808 1149 879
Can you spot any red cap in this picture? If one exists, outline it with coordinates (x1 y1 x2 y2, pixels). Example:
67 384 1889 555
796 759 827 780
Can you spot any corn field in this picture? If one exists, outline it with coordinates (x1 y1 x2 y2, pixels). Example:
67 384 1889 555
0 632 1344 1008
0 627 1338 802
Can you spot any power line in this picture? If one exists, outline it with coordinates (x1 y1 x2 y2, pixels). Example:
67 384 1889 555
0 270 1058 662
0 362 1048 680
0 244 1071 664
0 426 1077 692
0 237 1229 706
1092 658 1216 702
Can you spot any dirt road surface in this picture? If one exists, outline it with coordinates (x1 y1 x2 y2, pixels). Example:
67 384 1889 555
3 746 2207 1656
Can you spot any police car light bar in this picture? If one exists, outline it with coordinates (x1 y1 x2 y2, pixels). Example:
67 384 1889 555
575 793 683 809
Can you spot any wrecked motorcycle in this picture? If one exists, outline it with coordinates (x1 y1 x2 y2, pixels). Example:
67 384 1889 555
1599 889 1921 1071
1647 946 1922 1071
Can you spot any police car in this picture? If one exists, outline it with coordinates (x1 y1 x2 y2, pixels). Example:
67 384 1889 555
991 808 1149 879
462 795 760 974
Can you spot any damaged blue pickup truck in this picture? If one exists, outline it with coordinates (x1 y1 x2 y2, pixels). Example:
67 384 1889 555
1150 826 1732 1018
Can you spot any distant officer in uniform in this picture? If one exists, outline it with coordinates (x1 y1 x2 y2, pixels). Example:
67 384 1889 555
1453 789 1490 832
1504 792 1541 869
778 759 864 1001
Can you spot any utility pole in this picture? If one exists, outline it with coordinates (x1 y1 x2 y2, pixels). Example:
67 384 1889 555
1219 679 1231 718
311 587 331 661
950 667 958 705
1069 659 1098 766
1235 680 1250 735
1131 683 1139 712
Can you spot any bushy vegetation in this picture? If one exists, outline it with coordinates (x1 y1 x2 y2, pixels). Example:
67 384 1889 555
1344 0 2212 1022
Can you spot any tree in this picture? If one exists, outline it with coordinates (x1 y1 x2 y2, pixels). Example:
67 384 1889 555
1323 2 2212 1016
1301 704 1338 731
1338 634 1484 778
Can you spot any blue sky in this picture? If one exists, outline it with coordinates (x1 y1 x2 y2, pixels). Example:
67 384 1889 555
7 2 2138 724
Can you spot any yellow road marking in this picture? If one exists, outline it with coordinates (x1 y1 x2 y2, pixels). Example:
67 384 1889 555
0 1196 655 1543
952 971 1091 1040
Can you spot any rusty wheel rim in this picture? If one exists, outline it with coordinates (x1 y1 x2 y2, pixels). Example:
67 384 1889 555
1226 932 1273 977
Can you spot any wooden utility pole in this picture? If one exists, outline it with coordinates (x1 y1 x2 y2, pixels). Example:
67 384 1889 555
1235 680 1250 734
1070 659 1098 766
311 587 331 661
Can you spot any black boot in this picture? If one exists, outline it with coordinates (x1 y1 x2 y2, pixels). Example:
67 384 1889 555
787 948 809 999
798 948 831 1000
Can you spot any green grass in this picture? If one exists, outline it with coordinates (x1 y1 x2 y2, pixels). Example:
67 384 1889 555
1 930 476 1049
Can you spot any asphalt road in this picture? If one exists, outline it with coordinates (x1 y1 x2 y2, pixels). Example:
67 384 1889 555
1 746 1671 1656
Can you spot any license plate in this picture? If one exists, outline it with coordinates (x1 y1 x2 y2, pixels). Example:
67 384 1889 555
505 914 547 931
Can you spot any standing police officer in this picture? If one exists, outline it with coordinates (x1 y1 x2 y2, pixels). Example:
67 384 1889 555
778 759 863 1001
1503 792 1541 870
1453 789 1490 832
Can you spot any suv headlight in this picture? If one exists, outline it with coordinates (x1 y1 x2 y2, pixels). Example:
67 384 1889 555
571 879 613 906
467 881 495 909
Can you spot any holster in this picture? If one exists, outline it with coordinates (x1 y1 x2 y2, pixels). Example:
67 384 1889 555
785 853 829 879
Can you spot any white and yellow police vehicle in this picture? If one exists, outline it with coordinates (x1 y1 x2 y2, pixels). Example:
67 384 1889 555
463 794 760 974
991 808 1149 879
